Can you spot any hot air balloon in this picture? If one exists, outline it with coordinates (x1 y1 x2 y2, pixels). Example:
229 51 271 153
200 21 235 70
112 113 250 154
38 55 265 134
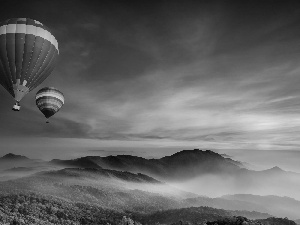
36 87 64 123
0 18 59 111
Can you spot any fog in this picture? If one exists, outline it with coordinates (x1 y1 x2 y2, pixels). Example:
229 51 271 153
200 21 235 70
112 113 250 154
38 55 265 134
168 171 300 201
65 171 300 219
216 149 300 173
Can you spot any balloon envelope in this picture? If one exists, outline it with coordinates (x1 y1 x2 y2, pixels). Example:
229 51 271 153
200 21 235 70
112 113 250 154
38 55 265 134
36 87 64 119
0 18 59 110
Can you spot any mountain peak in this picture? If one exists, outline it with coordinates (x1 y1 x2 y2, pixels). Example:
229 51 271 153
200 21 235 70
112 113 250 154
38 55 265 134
259 166 285 174
1 153 28 160
269 166 284 171
163 149 221 160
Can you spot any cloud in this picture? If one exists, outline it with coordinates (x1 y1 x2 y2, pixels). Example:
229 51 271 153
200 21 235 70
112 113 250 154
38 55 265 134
1 1 300 154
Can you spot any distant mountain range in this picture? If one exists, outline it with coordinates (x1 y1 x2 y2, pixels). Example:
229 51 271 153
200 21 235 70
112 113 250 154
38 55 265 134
1 149 300 222
1 150 291 180
49 149 300 207
1 150 299 188
50 149 246 180
40 167 162 184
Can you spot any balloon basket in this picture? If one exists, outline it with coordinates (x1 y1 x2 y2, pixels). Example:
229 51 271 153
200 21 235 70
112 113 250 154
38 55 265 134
12 102 20 111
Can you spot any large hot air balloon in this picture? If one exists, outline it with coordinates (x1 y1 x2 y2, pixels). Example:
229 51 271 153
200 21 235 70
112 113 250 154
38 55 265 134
0 18 59 111
36 87 64 123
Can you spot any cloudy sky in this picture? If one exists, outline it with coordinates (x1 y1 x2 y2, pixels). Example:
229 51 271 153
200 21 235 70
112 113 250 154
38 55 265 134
1 0 300 160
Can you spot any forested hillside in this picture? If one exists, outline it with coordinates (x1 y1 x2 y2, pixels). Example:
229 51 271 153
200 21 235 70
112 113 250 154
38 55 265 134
0 193 123 225
0 193 295 225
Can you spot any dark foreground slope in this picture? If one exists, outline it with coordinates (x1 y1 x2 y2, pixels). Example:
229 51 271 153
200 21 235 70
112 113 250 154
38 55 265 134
207 216 296 225
0 193 124 225
132 207 248 225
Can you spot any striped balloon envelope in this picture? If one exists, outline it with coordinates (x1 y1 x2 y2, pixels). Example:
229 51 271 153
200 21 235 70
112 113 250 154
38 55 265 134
0 18 59 111
36 87 64 123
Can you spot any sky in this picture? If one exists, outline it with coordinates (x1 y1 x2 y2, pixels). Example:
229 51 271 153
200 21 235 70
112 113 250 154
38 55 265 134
1 0 300 160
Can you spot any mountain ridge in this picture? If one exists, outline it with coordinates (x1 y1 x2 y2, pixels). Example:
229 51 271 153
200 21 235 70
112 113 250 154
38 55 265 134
0 153 29 160
50 149 246 180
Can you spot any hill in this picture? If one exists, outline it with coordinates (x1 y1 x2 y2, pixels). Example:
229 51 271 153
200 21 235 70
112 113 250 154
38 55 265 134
221 194 300 220
133 207 232 224
40 167 161 184
0 193 278 225
0 167 189 213
0 153 58 181
0 153 29 161
50 149 245 180
206 216 297 225
133 207 272 225
0 167 273 220
183 196 270 219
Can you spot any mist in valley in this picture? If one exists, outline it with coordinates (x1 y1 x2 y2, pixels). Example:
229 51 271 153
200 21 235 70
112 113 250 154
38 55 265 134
168 170 300 200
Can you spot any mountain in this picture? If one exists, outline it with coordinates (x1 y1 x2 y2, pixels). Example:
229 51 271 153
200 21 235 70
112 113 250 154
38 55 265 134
206 216 297 225
0 192 286 225
50 149 300 182
133 207 273 225
4 167 36 172
257 217 297 225
1 150 299 224
49 149 300 205
133 207 232 225
0 167 195 212
0 167 277 220
221 194 300 220
51 157 103 169
39 167 161 184
0 153 56 181
0 153 30 161
0 166 276 219
2 149 300 220
183 196 270 218
50 149 245 180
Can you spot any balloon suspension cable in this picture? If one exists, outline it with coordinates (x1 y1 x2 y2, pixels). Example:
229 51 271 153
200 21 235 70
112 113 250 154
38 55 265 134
46 119 49 124
12 101 21 111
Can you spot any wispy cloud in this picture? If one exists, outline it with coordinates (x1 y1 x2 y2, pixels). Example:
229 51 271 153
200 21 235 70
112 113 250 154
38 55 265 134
1 1 300 155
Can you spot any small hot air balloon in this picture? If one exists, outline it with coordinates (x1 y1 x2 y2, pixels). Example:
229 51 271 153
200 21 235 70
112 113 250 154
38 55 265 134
36 87 64 123
0 18 59 111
